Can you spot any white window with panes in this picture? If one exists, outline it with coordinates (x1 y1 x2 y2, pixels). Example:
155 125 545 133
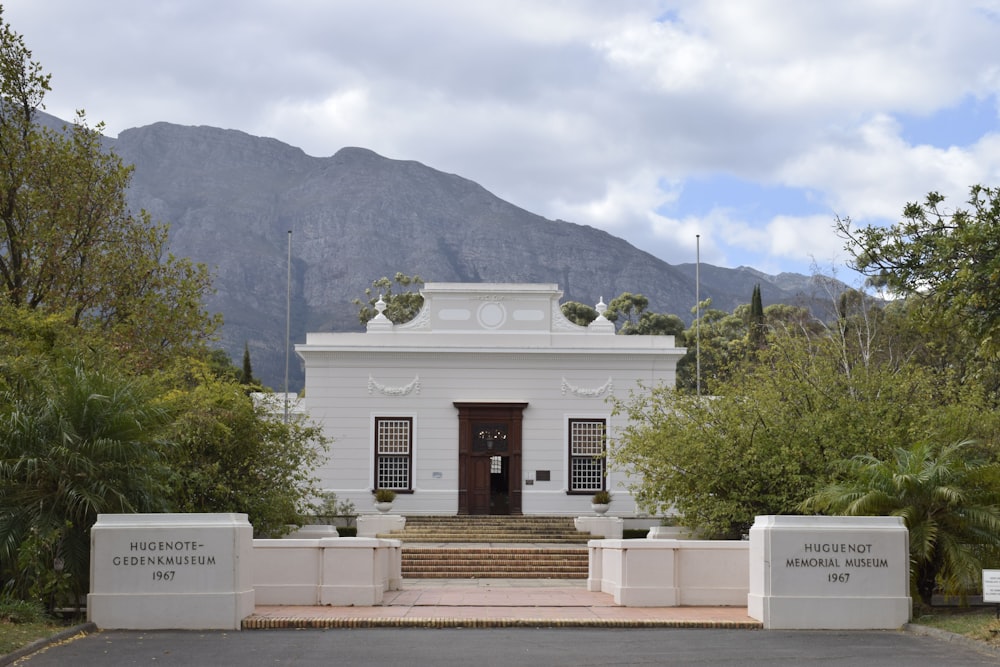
568 418 606 493
374 417 412 491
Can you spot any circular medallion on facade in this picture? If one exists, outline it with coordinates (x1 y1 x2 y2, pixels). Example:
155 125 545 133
477 301 506 329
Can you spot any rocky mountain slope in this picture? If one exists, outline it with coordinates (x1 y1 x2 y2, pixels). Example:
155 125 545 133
88 121 832 390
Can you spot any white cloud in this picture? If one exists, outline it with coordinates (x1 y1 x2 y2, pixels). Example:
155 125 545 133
4 0 1000 278
636 208 844 274
548 169 680 231
777 113 1000 223
764 214 844 269
596 20 719 93
261 87 375 155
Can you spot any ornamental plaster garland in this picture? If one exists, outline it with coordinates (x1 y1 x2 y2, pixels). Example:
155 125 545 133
368 375 421 396
551 302 582 331
394 307 431 330
561 377 613 397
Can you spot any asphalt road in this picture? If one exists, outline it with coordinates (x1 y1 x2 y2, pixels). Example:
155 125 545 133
14 627 1000 666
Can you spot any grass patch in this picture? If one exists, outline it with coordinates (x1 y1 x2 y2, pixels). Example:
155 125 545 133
0 597 72 657
0 619 68 656
911 607 1000 645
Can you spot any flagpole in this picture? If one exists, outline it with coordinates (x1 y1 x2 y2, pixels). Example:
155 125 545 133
284 229 292 423
696 234 701 398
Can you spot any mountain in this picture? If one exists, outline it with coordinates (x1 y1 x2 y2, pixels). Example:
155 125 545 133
88 121 832 391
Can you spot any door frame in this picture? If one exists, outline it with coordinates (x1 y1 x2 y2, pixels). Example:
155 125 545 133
454 402 527 515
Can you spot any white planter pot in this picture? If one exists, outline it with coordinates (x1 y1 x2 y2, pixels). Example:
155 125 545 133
591 503 610 515
374 502 394 514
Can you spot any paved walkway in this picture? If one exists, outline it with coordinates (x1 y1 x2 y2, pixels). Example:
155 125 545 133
13 579 1000 665
245 578 760 629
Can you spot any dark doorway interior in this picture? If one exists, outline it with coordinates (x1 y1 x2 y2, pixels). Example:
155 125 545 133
455 402 526 515
489 455 509 515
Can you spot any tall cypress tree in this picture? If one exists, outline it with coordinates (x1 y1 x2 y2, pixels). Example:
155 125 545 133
241 342 255 385
748 284 766 350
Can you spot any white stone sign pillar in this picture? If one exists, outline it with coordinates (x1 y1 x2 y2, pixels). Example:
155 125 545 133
982 570 1000 604
748 515 911 629
88 513 255 630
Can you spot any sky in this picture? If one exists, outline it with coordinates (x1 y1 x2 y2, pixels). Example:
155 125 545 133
5 1 1000 278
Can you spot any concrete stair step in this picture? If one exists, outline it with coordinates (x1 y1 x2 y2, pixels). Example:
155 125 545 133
393 528 584 533
404 565 587 573
402 571 586 579
404 557 586 565
402 517 576 522
380 515 590 544
400 516 580 526
400 546 589 579
392 528 584 533
385 535 588 543
403 548 586 555
402 569 588 579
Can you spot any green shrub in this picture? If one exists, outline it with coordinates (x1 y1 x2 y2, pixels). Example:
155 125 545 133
374 488 397 503
307 491 357 527
0 597 48 624
623 528 649 539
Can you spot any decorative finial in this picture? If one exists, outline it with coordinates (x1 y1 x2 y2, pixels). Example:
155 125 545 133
588 294 614 332
367 293 394 330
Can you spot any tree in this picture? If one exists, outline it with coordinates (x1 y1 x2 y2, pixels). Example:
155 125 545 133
612 324 975 539
240 342 255 386
604 292 648 332
560 300 598 326
626 311 686 337
164 376 328 537
600 292 685 336
0 11 216 368
676 295 828 394
801 440 1000 606
604 292 648 325
838 185 1000 357
0 360 172 611
675 303 747 394
353 273 424 325
748 284 765 350
0 306 332 607
761 303 824 337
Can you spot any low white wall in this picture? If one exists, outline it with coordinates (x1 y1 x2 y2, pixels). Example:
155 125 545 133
253 537 401 606
647 526 693 539
575 516 624 539
357 514 405 537
285 524 339 538
587 539 749 607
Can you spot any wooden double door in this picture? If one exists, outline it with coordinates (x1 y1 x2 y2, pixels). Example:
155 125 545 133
455 402 526 515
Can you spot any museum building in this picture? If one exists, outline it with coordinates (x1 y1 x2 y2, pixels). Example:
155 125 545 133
295 283 686 517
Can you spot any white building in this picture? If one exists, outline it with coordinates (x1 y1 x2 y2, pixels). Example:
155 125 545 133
296 283 686 517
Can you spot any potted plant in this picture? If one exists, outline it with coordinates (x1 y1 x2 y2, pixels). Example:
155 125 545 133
373 488 396 513
591 490 612 515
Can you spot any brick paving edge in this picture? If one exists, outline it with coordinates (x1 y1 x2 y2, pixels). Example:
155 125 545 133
242 616 762 629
